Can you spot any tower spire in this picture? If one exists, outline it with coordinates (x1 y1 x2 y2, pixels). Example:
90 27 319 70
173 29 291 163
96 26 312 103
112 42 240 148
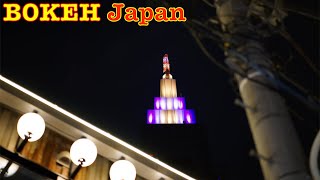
162 54 172 79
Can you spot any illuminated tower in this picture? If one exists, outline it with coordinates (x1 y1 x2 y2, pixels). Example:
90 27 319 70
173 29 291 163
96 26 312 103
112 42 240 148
147 54 196 124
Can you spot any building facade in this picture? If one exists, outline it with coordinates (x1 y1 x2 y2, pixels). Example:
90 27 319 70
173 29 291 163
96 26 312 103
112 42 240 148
0 75 195 180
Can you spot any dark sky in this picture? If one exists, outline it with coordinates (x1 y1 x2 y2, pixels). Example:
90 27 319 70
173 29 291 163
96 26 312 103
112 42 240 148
1 0 319 180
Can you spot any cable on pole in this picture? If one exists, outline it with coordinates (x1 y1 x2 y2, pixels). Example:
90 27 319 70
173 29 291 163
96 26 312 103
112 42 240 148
283 7 320 21
150 0 320 112
260 0 320 21
278 71 319 100
201 0 216 8
185 23 231 74
279 30 320 78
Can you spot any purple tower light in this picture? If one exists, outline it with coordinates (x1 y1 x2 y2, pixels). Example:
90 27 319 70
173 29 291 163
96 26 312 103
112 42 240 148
147 54 196 124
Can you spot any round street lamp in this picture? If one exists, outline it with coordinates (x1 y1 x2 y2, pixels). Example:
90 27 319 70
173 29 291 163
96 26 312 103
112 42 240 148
0 157 19 177
70 138 97 167
1 112 45 178
109 160 136 180
17 112 46 142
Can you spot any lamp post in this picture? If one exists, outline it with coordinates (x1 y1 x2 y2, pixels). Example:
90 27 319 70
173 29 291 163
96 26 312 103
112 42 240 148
109 160 136 180
0 157 19 178
1 112 138 179
1 111 139 179
0 112 46 178
69 138 97 179
17 112 46 143
16 112 46 153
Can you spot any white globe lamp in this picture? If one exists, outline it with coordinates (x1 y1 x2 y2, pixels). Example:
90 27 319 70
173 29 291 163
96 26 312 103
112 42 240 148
109 160 136 180
17 112 45 142
0 157 19 177
70 138 97 167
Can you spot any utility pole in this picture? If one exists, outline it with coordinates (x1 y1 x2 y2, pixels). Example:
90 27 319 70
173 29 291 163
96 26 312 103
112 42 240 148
215 0 311 180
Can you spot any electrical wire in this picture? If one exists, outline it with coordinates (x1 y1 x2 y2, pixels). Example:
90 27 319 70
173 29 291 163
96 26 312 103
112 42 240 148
187 17 320 112
279 30 320 78
288 107 305 122
227 49 320 111
190 19 224 39
269 71 320 111
285 7 320 21
149 0 320 112
260 0 320 21
278 71 319 100
185 23 231 74
187 22 225 51
185 23 285 96
183 22 287 103
260 1 320 77
201 0 215 8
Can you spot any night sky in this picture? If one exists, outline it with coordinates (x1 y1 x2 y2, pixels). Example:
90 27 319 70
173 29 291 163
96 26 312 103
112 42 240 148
1 0 319 180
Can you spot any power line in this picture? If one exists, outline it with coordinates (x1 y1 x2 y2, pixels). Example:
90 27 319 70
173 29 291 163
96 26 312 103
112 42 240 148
284 7 320 21
260 0 320 21
185 24 284 96
279 30 320 78
201 0 215 8
185 23 231 74
278 71 319 100
151 0 320 112
190 19 224 39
